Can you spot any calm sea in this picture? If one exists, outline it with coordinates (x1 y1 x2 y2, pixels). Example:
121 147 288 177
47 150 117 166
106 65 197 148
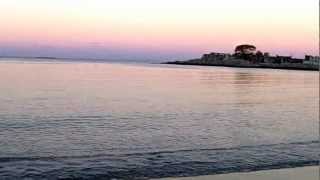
0 58 318 179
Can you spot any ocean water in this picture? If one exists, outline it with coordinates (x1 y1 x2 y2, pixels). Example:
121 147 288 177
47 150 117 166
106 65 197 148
0 59 318 179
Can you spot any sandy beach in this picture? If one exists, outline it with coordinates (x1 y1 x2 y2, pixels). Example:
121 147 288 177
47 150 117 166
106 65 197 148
154 166 319 180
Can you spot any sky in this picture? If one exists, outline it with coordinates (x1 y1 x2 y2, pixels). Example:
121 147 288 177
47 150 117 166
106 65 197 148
0 0 318 61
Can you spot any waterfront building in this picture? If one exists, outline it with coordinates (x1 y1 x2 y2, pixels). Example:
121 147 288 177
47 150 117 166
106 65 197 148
201 52 231 62
304 55 320 65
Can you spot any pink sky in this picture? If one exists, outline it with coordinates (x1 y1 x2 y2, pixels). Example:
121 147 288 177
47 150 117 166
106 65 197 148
0 0 318 61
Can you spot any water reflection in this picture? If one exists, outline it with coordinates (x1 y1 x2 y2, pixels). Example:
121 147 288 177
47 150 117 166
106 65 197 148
0 61 318 157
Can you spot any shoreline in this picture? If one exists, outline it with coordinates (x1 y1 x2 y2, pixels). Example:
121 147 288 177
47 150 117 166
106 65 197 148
154 166 319 180
164 61 319 71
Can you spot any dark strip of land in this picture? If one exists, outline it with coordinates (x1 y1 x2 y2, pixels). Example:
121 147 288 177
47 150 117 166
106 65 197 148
164 59 319 71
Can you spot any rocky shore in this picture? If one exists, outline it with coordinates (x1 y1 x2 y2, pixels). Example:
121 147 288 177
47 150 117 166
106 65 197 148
165 58 319 71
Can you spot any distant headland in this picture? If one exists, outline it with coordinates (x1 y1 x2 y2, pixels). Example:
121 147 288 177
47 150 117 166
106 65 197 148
164 44 319 71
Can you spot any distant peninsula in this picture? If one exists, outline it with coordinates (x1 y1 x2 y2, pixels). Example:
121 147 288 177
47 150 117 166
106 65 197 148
164 44 319 71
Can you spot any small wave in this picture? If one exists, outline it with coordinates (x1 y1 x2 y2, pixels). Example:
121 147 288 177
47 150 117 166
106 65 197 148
0 140 317 162
0 140 318 179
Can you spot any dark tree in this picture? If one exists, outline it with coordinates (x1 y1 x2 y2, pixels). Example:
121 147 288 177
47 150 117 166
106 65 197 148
256 51 264 63
234 44 256 60
235 44 256 55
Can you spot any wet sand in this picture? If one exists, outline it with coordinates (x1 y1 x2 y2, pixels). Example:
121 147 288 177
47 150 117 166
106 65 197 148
154 166 319 180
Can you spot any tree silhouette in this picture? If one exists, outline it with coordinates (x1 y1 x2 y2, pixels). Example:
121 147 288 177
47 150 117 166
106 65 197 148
234 44 256 60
